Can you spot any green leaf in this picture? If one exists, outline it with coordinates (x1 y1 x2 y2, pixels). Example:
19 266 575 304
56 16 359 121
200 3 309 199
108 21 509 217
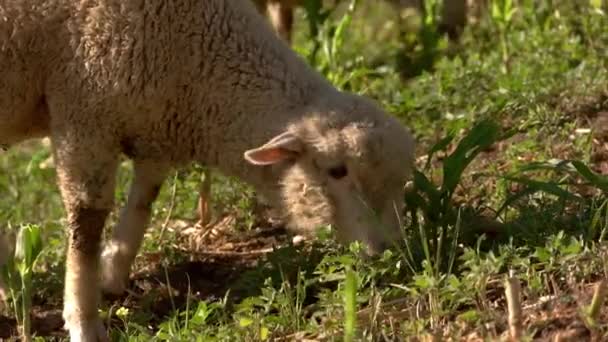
534 247 551 263
496 186 539 215
500 176 582 202
458 309 481 323
239 317 254 328
331 0 358 56
442 119 501 196
561 240 582 256
424 134 455 171
15 224 43 269
413 170 441 205
260 326 269 340
588 199 608 240
571 160 608 192
491 1 501 19
413 274 433 289
404 188 429 212
513 159 572 174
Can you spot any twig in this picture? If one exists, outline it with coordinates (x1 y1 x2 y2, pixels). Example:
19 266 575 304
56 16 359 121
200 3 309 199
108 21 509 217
357 296 414 320
158 172 179 241
162 262 176 312
505 271 523 341
197 169 213 226
178 246 280 257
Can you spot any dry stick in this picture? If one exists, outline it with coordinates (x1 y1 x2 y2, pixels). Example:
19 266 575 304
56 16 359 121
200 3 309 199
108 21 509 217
587 279 607 326
197 169 213 226
158 172 179 241
505 271 523 342
187 246 277 257
162 263 176 312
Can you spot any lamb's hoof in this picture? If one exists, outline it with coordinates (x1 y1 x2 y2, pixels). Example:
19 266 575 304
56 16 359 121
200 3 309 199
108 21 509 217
292 235 307 245
0 279 8 302
101 271 127 295
64 317 109 342
100 245 128 295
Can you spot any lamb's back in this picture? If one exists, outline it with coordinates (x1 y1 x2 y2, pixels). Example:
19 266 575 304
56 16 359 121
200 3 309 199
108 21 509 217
39 0 327 165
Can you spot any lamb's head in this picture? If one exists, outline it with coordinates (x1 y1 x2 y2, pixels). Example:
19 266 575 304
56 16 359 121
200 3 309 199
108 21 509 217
244 95 415 255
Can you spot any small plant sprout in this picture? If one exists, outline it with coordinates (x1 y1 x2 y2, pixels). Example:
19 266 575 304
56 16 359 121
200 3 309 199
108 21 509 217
491 0 517 73
0 224 44 342
343 266 358 342
582 279 607 329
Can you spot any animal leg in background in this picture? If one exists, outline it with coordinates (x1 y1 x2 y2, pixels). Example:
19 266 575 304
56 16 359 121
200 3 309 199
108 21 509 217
101 160 169 295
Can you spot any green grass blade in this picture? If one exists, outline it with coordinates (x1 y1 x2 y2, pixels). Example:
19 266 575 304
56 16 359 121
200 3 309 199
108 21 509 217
343 267 357 342
442 119 501 197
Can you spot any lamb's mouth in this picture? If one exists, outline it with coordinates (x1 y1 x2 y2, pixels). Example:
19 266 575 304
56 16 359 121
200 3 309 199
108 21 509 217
0 144 7 152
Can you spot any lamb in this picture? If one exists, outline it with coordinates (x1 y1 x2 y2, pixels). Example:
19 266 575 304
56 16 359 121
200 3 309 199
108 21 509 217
0 0 415 340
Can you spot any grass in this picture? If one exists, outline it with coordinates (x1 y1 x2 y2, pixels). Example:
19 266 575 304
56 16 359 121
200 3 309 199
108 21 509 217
2 0 608 340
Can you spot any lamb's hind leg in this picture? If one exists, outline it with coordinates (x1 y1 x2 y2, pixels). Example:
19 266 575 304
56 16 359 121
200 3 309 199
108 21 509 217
101 161 168 295
0 232 10 306
267 0 295 43
54 134 119 342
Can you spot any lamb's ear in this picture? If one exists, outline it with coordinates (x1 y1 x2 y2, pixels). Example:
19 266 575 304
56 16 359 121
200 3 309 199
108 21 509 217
244 131 303 165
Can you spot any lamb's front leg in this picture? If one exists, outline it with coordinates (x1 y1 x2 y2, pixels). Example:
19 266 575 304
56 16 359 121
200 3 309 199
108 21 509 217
63 205 112 342
54 136 119 342
101 161 168 295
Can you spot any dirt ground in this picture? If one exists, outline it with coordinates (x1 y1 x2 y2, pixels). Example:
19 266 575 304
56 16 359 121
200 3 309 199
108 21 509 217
1 214 606 341
0 212 295 340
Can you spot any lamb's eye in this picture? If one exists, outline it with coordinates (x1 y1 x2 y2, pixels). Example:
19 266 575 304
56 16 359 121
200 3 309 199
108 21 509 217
328 165 348 179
